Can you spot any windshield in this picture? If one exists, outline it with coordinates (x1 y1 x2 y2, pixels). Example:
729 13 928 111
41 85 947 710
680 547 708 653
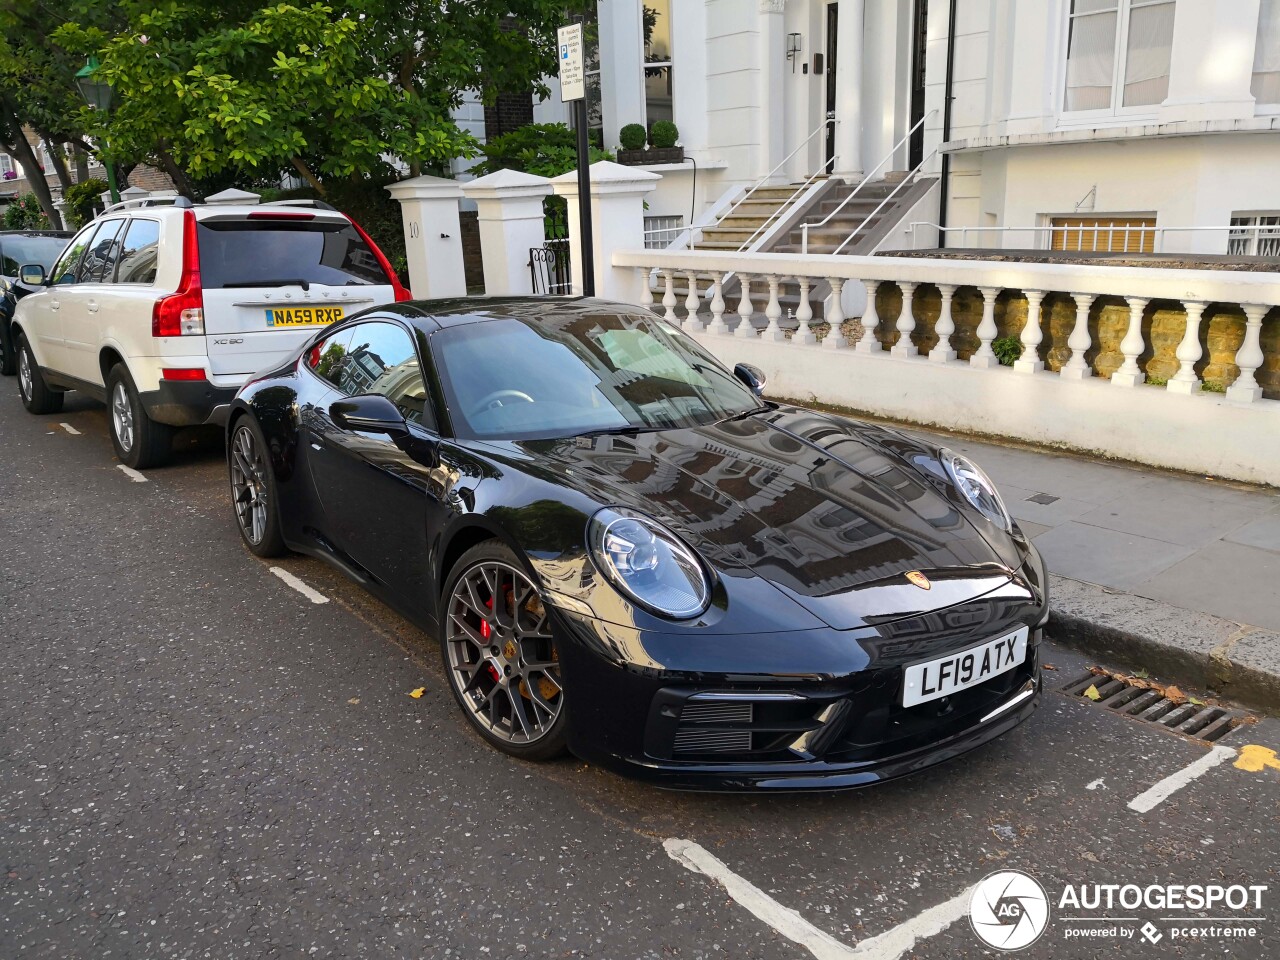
197 220 389 289
431 309 764 441
2 235 69 276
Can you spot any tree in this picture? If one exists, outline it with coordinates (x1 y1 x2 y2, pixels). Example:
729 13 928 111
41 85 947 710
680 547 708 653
54 1 590 195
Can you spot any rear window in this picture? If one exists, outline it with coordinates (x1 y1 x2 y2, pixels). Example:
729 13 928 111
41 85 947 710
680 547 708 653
196 220 388 289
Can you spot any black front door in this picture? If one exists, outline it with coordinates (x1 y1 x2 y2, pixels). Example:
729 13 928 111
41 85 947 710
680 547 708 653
825 3 839 172
909 0 929 169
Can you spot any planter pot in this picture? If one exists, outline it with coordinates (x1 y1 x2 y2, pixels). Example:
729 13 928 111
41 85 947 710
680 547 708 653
617 147 685 166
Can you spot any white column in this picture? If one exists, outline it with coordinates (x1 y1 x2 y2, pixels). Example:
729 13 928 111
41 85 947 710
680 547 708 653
763 275 785 340
832 0 865 181
970 287 1001 368
684 273 704 332
385 175 467 299
1226 304 1268 402
891 282 918 357
1112 297 1149 387
708 276 729 335
662 271 678 323
736 275 756 338
855 280 880 352
929 285 956 362
637 268 655 311
1061 294 1096 381
1013 290 1045 373
795 278 817 345
551 161 660 303
1161 0 1260 123
824 278 848 348
1168 302 1207 395
461 169 552 297
759 1 788 181
597 0 645 148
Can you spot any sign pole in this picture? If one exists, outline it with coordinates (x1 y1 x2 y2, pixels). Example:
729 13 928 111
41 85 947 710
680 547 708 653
558 21 595 297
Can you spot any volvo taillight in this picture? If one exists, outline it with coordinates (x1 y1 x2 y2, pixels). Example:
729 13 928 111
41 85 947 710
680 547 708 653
152 209 205 337
347 215 412 302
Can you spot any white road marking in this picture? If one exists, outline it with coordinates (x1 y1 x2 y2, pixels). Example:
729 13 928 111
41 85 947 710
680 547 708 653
1086 777 1106 791
1127 745 1236 813
269 567 329 605
663 838 973 960
59 422 81 435
116 464 148 483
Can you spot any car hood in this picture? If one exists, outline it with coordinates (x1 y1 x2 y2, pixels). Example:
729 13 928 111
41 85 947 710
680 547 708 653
500 406 1015 630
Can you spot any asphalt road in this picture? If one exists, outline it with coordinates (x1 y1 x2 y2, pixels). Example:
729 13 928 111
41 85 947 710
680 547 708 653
2 384 1278 960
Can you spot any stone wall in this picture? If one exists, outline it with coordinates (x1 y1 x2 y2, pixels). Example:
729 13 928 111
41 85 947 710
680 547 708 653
867 283 1280 399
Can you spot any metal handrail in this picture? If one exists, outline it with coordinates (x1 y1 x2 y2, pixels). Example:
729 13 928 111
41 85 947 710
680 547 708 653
832 147 938 255
733 165 827 253
904 222 1280 254
800 109 936 253
703 116 836 249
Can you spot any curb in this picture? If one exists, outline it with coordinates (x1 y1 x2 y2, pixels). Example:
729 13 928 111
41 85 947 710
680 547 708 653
1046 574 1280 718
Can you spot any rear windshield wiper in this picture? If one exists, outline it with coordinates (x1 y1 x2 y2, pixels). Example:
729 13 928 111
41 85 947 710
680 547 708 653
221 278 311 291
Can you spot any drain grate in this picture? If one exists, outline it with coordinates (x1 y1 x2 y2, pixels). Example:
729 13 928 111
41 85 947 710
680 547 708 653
1061 670 1250 743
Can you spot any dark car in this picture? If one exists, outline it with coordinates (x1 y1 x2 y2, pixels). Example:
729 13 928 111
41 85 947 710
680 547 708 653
0 230 71 375
225 297 1047 791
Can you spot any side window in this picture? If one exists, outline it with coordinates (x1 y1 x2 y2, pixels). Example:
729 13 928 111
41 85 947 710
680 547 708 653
341 321 432 427
77 219 126 283
305 326 356 390
49 224 96 286
116 219 161 284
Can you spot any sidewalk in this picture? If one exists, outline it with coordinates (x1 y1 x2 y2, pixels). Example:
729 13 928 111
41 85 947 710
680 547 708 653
879 418 1280 714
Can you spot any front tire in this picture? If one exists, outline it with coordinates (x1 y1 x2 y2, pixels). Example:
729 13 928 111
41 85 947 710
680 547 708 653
228 416 286 558
16 334 63 414
441 541 568 761
107 364 173 469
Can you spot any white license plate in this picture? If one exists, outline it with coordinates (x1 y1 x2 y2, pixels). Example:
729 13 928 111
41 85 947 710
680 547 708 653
902 627 1029 707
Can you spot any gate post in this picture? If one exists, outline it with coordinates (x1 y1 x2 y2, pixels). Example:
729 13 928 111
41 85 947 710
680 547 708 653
385 175 467 299
461 169 553 296
551 161 659 302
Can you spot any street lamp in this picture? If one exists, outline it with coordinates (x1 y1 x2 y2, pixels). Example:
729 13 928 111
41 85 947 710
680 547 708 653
74 56 121 204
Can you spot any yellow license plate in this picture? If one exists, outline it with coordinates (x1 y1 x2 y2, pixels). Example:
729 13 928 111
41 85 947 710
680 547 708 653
265 306 345 327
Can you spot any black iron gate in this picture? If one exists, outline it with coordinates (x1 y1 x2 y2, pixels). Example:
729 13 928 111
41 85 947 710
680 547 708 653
530 201 573 295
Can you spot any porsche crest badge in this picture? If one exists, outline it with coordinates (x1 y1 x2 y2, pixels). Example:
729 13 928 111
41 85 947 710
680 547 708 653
905 570 932 590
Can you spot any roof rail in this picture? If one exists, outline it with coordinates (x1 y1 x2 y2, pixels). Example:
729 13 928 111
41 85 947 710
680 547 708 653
101 195 194 215
262 198 337 212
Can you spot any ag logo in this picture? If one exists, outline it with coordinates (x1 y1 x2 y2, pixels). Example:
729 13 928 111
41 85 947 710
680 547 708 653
969 870 1050 951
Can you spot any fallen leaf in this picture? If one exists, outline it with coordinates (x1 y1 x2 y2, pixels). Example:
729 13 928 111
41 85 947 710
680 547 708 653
1081 851 1099 863
1134 669 1149 679
1083 684 1101 701
347 697 361 705
1164 685 1185 703
409 687 426 699
1189 696 1205 706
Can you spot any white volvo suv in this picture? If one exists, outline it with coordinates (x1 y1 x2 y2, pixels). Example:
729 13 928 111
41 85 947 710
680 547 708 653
12 197 406 467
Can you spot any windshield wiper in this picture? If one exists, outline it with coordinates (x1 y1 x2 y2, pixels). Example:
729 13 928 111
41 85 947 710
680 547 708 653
222 278 311 291
721 405 770 423
565 424 658 440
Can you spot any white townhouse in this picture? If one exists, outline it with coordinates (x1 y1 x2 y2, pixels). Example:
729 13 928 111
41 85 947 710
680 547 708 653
499 0 1280 257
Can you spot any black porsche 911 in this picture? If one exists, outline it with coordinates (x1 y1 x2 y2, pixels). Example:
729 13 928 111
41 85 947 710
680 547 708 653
226 296 1047 791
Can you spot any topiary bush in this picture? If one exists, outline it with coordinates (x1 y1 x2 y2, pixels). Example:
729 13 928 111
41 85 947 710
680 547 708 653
992 336 1023 366
63 178 109 228
2 193 49 230
619 123 647 151
649 120 679 149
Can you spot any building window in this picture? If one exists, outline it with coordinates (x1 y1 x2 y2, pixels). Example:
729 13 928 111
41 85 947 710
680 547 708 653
1049 216 1156 252
1064 0 1176 114
643 0 674 130
584 12 604 149
1254 0 1280 104
0 154 12 177
644 215 684 249
1228 215 1280 256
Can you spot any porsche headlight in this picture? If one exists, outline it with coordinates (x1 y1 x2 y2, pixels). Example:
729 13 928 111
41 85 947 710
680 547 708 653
587 507 710 619
941 448 1012 532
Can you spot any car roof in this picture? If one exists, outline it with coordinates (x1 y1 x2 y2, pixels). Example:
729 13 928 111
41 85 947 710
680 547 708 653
0 229 72 237
392 296 644 331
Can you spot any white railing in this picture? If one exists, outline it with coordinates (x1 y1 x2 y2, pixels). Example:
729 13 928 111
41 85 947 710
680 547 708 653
831 148 937 256
704 116 836 250
906 222 1280 256
614 247 1280 484
799 110 936 254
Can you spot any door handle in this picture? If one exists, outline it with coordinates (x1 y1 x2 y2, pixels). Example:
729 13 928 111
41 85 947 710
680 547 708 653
87 300 99 314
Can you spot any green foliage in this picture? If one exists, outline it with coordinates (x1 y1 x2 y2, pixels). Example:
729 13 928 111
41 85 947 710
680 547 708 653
1201 380 1227 394
63 178 110 228
649 120 679 149
3 194 50 230
470 123 613 179
1144 375 1169 387
991 336 1023 366
619 123 647 151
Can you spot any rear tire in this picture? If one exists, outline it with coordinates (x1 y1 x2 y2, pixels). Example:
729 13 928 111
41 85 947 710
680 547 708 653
16 334 63 414
228 415 287 558
107 364 173 469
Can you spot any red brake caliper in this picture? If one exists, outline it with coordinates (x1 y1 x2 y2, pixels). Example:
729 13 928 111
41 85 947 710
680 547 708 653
481 597 501 682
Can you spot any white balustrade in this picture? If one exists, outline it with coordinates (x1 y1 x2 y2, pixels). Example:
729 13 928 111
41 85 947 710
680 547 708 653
735 274 755 339
891 282 918 358
662 270 678 324
855 281 880 353
763 275 784 341
1112 297 1149 387
795 278 816 345
824 278 847 350
1014 290 1045 374
970 287 1000 369
1061 294 1095 381
683 273 703 333
708 275 728 335
638 267 654 311
1168 301 1206 395
1226 304 1268 402
929 284 957 363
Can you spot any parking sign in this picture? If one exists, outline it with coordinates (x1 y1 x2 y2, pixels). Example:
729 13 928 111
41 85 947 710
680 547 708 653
558 23 585 102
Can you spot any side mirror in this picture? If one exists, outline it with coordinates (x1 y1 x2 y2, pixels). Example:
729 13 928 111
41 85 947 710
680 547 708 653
330 394 408 436
18 263 46 286
733 362 767 397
